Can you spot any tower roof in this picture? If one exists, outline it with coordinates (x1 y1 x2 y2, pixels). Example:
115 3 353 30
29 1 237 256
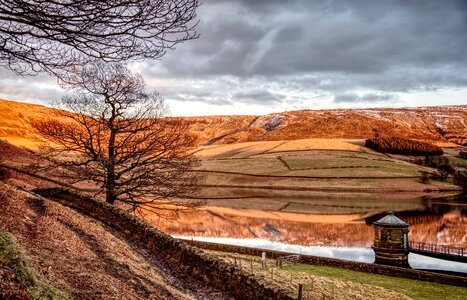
374 211 408 227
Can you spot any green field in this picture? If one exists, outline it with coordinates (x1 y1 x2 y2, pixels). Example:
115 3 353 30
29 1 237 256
199 150 437 179
208 251 467 300
194 149 459 209
443 147 467 166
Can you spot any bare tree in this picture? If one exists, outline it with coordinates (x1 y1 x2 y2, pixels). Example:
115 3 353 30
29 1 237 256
33 62 200 212
0 0 199 76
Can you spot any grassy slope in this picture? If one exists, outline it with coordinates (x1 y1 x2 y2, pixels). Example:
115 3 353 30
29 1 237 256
0 181 216 299
194 140 460 204
208 251 467 300
285 264 467 300
0 230 70 299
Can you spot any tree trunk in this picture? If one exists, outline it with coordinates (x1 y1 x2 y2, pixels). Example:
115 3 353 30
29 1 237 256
106 122 117 204
105 153 117 204
105 186 116 204
105 172 117 204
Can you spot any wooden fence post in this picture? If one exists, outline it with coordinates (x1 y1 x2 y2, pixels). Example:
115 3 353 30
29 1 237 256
298 283 303 300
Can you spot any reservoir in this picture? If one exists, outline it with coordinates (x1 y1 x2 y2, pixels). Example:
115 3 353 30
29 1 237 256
147 193 466 273
173 235 467 274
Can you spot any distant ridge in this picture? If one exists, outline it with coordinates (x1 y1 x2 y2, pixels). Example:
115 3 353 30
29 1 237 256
185 105 467 146
0 98 466 148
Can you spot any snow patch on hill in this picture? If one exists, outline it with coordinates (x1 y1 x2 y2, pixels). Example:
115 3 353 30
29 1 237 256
359 110 392 122
251 114 285 131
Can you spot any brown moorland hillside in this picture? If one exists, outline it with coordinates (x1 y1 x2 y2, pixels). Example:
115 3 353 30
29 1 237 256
0 140 233 299
0 99 66 148
186 106 467 146
0 98 466 148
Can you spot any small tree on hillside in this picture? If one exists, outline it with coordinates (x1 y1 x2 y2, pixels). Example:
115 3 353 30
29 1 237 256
33 62 200 213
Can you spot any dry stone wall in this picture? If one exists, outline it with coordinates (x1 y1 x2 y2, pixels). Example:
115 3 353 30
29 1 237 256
34 188 296 300
185 240 467 287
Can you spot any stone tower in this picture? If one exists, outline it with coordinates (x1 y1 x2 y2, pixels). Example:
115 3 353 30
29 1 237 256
372 211 409 267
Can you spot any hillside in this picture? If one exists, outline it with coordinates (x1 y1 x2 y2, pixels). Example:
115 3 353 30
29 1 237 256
186 106 467 146
0 101 466 298
0 173 229 299
0 99 466 148
0 99 60 148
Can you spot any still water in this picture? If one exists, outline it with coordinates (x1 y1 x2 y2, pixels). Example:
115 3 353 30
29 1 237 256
147 193 466 272
173 235 467 274
150 194 466 246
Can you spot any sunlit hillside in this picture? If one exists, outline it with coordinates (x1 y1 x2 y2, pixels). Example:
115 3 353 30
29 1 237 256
0 99 465 149
186 106 467 146
0 99 62 148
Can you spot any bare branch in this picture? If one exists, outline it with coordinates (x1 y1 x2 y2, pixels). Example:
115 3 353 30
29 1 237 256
0 0 200 76
33 61 201 209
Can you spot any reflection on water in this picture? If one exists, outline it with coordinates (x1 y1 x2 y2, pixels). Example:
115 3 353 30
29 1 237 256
145 194 467 248
174 235 467 274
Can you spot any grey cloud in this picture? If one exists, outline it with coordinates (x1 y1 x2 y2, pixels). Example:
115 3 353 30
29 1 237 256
2 0 467 113
139 0 467 104
154 77 289 108
333 92 399 104
233 89 284 104
0 70 62 104
142 5 269 78
252 1 467 76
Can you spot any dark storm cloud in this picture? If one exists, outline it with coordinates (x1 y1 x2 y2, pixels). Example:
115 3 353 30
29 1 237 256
1 0 466 111
133 0 467 108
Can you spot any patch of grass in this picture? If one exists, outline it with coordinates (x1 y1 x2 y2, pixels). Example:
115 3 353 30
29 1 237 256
445 155 467 167
208 251 409 299
200 150 428 178
275 152 423 176
200 157 287 175
282 156 382 170
208 250 466 300
0 230 70 300
284 264 467 300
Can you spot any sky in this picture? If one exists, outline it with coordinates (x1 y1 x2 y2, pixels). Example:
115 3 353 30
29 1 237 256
0 0 466 116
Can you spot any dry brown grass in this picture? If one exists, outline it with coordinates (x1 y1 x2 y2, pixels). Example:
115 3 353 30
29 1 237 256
0 229 70 299
207 251 411 300
0 99 59 148
186 106 467 146
194 138 364 159
0 99 465 149
0 182 220 299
